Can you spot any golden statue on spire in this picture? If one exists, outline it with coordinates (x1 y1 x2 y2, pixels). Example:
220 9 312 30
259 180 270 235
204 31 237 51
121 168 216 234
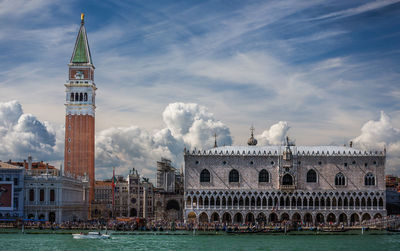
81 13 85 24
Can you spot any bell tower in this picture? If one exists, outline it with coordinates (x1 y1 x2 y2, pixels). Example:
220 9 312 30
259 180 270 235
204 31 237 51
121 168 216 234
64 13 96 203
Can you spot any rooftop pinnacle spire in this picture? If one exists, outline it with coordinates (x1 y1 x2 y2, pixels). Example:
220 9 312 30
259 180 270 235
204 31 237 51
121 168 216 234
214 133 218 148
70 13 93 65
247 125 258 146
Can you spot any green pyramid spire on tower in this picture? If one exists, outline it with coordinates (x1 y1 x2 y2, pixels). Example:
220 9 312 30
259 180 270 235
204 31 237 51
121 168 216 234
70 13 93 65
72 31 88 63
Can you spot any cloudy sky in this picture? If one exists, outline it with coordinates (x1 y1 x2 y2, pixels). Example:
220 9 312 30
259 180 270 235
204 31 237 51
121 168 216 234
0 0 399 179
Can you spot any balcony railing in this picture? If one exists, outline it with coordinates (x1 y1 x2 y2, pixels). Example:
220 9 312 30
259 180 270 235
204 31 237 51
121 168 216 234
280 185 296 190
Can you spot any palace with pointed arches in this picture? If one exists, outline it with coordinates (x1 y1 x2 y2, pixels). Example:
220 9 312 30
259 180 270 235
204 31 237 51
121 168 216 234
184 136 386 225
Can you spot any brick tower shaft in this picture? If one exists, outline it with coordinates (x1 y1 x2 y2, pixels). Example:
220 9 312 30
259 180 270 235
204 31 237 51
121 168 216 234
64 14 96 204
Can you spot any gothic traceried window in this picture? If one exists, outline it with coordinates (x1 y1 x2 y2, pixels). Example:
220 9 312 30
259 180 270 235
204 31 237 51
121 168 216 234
70 93 74 101
84 93 88 101
200 169 210 182
282 174 293 185
364 173 375 186
75 93 79 101
229 169 239 182
259 169 269 182
335 173 346 186
79 93 83 101
306 169 317 183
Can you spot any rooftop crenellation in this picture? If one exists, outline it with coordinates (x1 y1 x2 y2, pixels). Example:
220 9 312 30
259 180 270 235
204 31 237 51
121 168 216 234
185 145 385 156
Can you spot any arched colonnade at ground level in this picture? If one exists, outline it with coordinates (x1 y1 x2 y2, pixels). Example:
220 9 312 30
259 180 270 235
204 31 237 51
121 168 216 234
187 211 383 225
185 192 385 212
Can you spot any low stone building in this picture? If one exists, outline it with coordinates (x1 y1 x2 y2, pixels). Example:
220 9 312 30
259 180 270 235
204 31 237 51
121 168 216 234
23 156 89 223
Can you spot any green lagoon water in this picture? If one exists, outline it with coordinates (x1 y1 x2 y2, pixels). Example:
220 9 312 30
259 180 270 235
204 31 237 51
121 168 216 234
0 232 400 251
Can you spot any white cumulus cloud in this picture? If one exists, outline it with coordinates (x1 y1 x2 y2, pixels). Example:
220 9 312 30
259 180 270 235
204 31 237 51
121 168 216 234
95 126 176 179
257 121 290 145
4 100 398 179
162 102 232 148
352 111 400 174
0 100 232 179
0 100 63 162
95 102 232 179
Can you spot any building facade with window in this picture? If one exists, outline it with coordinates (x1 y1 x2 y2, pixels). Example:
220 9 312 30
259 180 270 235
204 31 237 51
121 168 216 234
184 136 386 225
91 180 113 219
103 169 155 219
125 169 154 219
0 162 24 219
113 176 128 217
24 172 89 223
154 158 184 221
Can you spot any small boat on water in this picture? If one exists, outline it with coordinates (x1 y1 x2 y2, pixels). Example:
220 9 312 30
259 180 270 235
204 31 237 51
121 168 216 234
72 232 110 239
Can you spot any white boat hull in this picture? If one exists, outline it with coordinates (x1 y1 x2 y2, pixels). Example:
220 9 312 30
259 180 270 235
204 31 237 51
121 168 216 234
72 233 110 239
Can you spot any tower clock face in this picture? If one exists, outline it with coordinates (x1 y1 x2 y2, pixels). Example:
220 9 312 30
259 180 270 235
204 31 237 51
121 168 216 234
75 71 84 79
